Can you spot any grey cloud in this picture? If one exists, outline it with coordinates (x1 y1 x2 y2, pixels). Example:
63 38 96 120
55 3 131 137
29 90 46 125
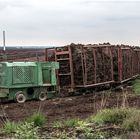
0 0 30 11
0 0 140 46
106 16 140 21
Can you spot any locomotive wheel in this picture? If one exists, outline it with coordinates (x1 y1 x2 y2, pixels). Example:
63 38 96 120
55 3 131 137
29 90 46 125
38 91 47 101
15 91 26 103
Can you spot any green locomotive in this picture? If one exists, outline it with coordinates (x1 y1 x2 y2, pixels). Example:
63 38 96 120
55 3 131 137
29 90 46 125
0 62 59 103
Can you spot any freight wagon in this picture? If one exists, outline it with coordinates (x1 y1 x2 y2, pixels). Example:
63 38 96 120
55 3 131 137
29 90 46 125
0 62 59 103
45 44 140 95
112 45 140 83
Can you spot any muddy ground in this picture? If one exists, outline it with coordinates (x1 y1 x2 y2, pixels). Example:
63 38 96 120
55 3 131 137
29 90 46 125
0 89 140 127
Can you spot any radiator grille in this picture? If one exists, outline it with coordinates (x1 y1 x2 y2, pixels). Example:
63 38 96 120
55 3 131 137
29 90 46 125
13 66 34 84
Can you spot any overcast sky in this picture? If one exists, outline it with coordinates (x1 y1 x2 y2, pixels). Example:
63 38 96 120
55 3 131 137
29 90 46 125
0 0 140 46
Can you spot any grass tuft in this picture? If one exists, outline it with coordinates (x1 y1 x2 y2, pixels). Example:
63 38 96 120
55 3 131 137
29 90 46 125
27 112 46 126
63 118 80 128
3 120 18 134
89 108 131 125
53 121 63 128
14 122 39 139
122 110 140 131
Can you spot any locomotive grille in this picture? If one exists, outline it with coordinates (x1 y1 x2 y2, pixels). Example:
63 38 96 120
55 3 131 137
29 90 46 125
12 66 34 84
24 67 32 82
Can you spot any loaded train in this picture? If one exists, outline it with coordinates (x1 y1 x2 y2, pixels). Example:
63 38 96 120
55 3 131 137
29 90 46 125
46 44 140 94
0 43 139 103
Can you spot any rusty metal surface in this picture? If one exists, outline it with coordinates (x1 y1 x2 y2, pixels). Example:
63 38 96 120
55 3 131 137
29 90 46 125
46 45 114 92
113 46 140 83
45 44 140 93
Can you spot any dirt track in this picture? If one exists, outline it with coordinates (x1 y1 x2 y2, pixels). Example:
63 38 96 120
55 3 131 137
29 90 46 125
0 90 140 126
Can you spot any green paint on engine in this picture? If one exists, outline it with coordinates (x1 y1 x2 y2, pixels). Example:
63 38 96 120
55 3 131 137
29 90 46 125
0 62 59 102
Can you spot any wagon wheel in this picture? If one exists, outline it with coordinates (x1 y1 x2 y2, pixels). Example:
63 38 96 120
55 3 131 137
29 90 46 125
38 91 47 101
15 91 26 103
